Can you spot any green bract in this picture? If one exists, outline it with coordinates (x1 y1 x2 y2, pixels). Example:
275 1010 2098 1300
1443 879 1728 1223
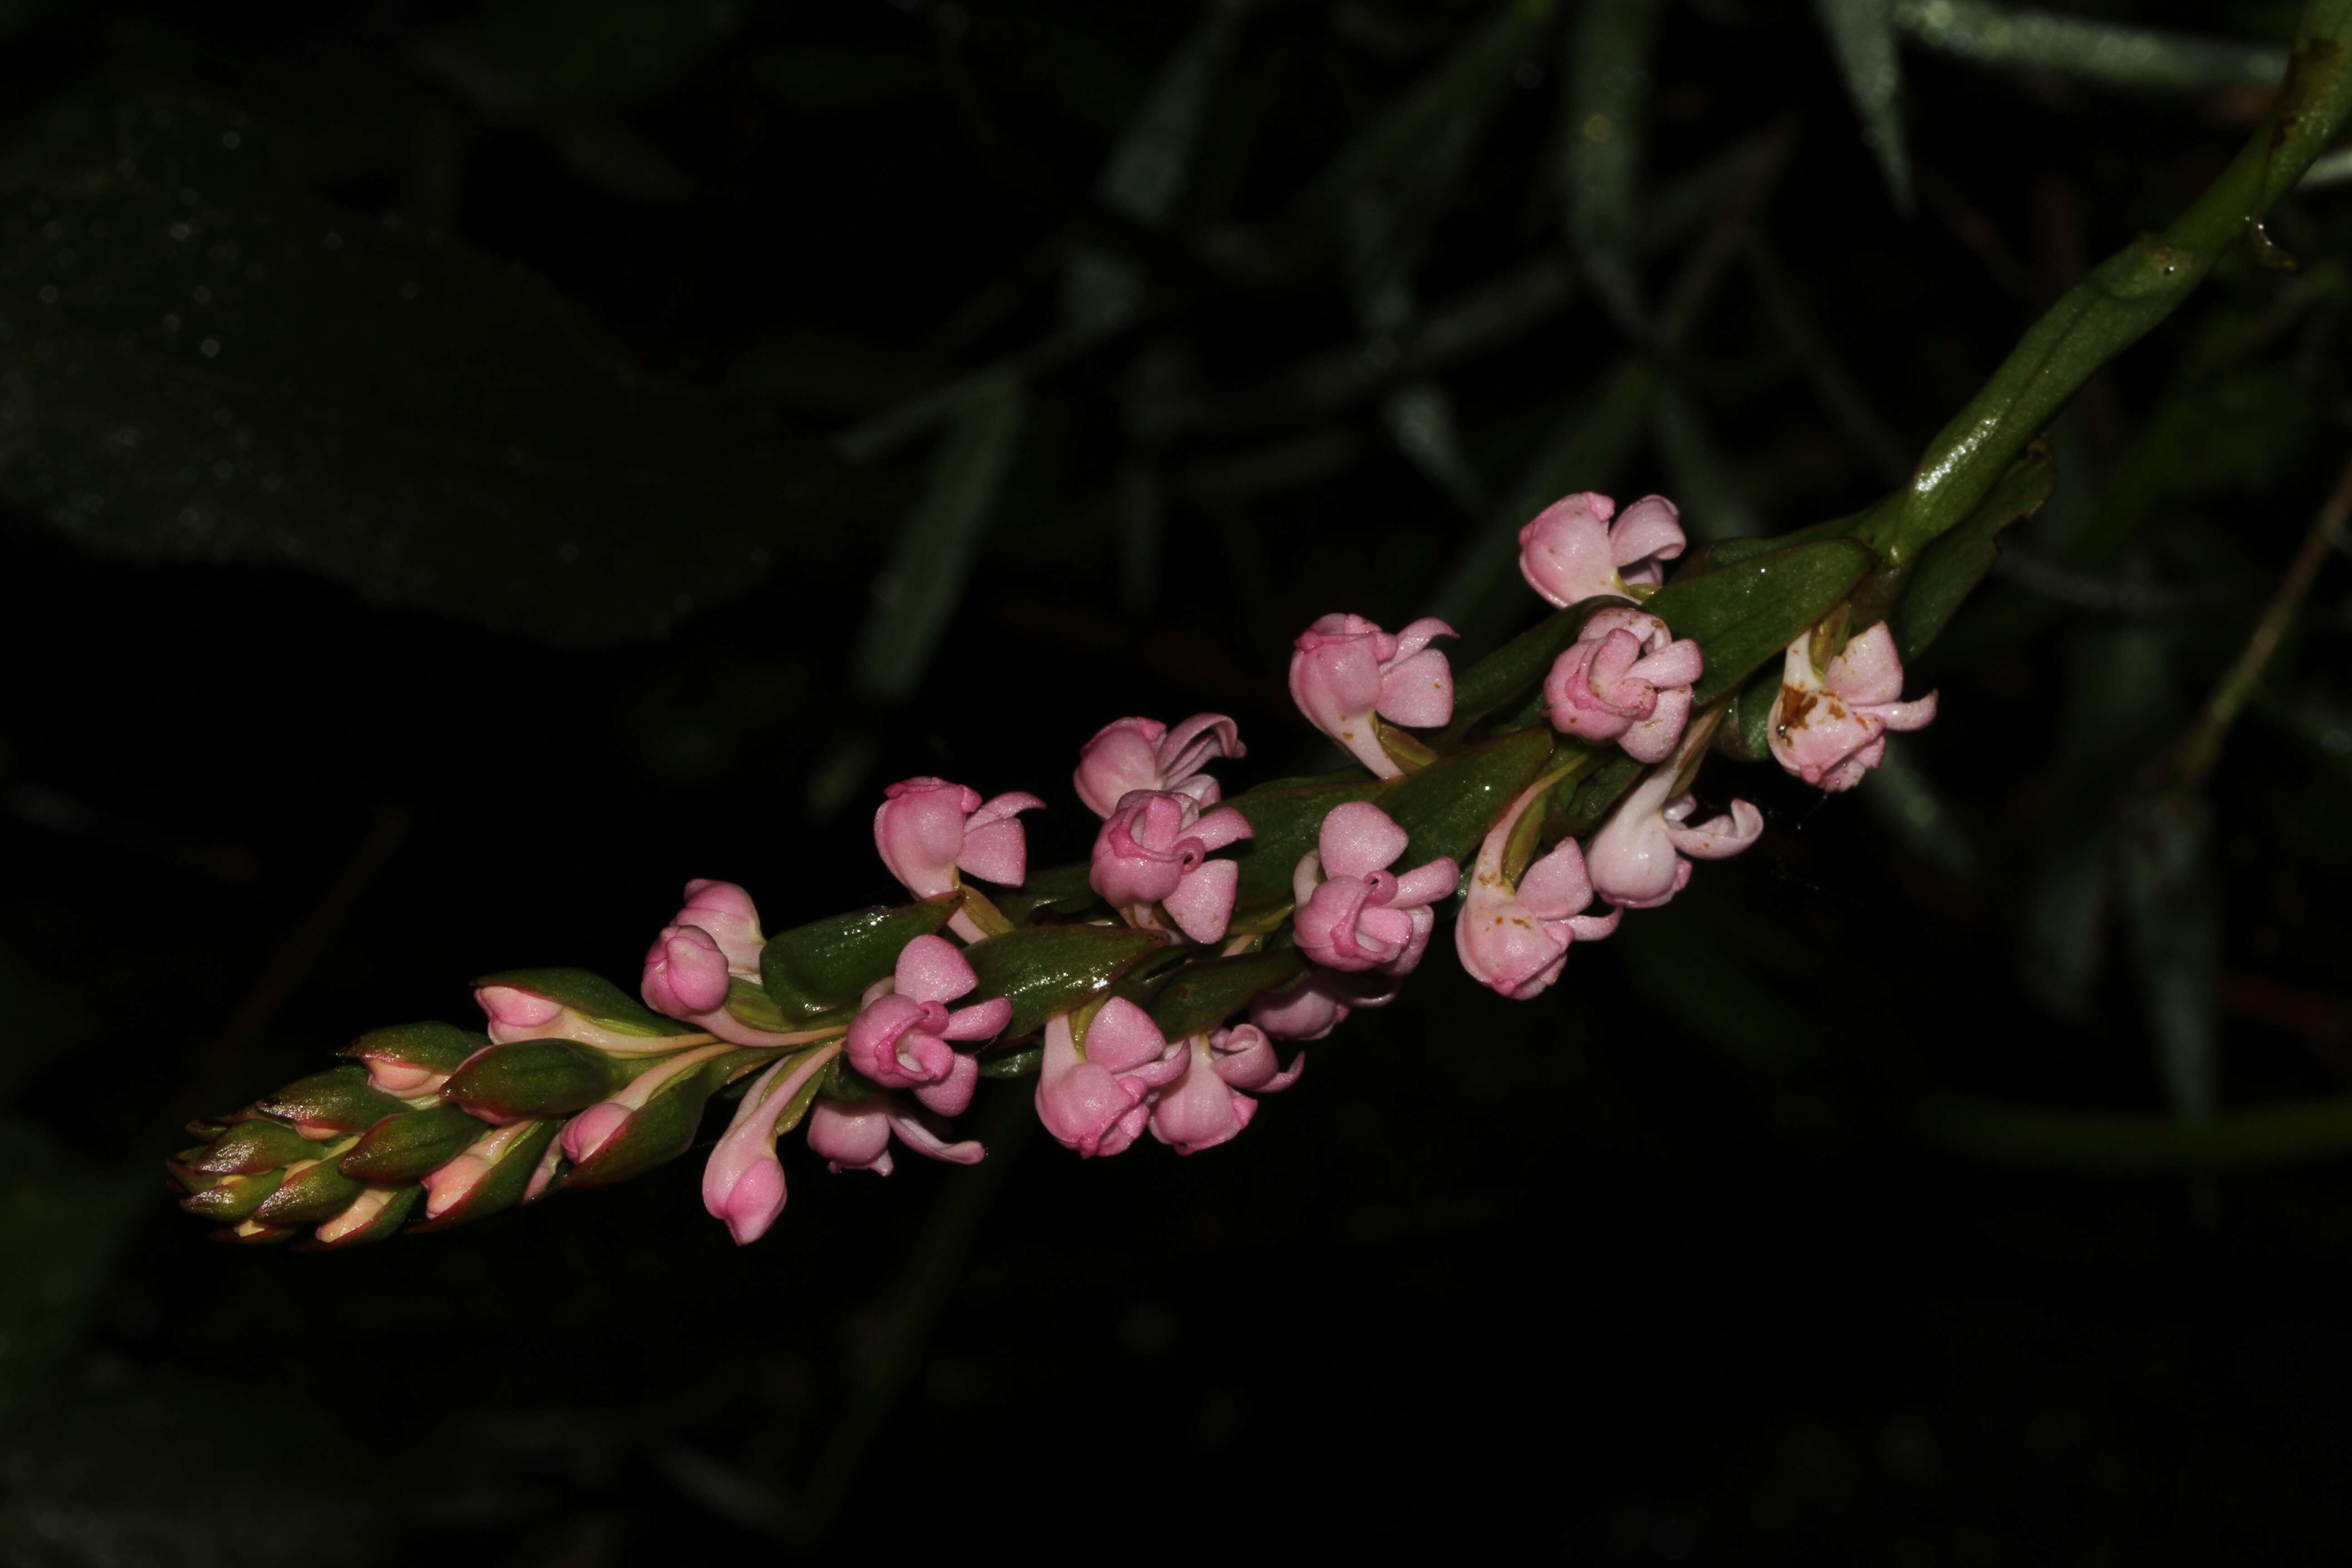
758 895 960 1022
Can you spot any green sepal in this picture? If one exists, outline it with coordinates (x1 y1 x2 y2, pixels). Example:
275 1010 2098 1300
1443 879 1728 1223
976 1045 1043 1078
1147 949 1305 1043
189 1117 320 1176
254 1066 410 1135
1715 671 1779 765
474 967 705 1037
1385 726 1555 869
407 1118 562 1232
441 1039 631 1121
998 861 1102 926
1446 596 1632 734
1892 441 2058 662
962 925 1169 1042
338 1020 486 1078
179 1167 284 1222
562 1057 739 1190
820 1055 887 1103
759 895 960 1023
340 1103 491 1183
723 976 787 1033
1549 754 1646 838
304 1184 421 1250
1223 775 1387 911
252 1157 366 1228
1643 538 1875 704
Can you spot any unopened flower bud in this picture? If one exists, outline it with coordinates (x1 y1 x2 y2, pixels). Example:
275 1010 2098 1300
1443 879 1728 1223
702 1044 840 1245
642 923 733 1018
675 878 767 972
339 1020 484 1097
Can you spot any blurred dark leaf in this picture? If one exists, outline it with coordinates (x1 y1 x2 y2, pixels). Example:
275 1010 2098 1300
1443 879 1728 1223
0 87 875 645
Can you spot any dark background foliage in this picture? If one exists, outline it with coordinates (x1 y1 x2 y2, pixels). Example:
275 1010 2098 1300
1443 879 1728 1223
3 0 2351 1561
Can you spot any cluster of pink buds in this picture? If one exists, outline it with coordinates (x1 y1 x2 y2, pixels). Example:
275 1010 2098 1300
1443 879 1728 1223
172 479 1952 1253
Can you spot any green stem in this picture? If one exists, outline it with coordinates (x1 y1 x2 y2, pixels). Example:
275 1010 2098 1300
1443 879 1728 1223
1862 2 2352 565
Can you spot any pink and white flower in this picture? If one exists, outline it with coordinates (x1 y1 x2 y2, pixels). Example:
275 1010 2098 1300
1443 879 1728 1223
1288 613 1456 779
1518 491 1687 608
1089 789 1254 945
1034 999 1185 1158
804 1093 985 1176
700 1044 839 1245
1454 777 1621 1000
1247 969 1397 1041
874 776 1044 940
842 934 1011 1117
1769 622 1938 792
1147 1025 1304 1156
1585 760 1764 911
1292 801 1459 975
1543 607 1704 764
1074 714 1245 818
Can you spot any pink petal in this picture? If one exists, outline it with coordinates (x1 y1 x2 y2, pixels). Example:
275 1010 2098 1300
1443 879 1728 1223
1514 839 1595 920
956 818 1029 887
1083 996 1168 1074
1665 797 1765 859
941 995 1011 1043
894 932 978 1004
1608 494 1686 585
1163 857 1240 945
1390 856 1460 908
1822 622 1906 707
1187 805 1255 854
914 1053 980 1117
1318 800 1409 881
1376 647 1455 729
888 1106 986 1164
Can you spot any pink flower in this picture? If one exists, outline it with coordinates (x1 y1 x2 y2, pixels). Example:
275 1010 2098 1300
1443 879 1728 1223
804 1094 985 1176
1246 969 1396 1041
1034 999 1185 1158
642 923 733 1018
1074 714 1245 818
1288 614 1456 779
1585 761 1764 911
1292 801 1459 975
1089 790 1254 945
1769 622 1939 791
1147 1025 1305 1156
842 934 1011 1115
874 777 1044 899
674 879 766 972
1543 607 1704 764
1454 777 1621 1001
700 1045 838 1245
1518 492 1687 608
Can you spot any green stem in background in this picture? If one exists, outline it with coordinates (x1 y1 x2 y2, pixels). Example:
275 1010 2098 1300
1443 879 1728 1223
1855 1 2352 567
2166 450 2352 794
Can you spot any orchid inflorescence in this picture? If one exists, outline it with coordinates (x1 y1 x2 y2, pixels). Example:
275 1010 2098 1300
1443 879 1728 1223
169 487 1950 1249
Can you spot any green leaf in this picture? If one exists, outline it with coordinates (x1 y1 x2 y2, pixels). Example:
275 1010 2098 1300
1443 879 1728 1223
254 1066 411 1135
305 1184 422 1250
408 1119 563 1231
473 968 703 1037
850 372 1027 702
1448 597 1631 732
1146 950 1306 1043
1891 1 2288 95
2119 795 2220 1124
759 896 959 1023
1645 539 1876 704
976 1045 1044 1079
178 1167 284 1223
188 1117 319 1176
340 1104 493 1184
251 1158 367 1229
1567 0 1669 322
441 1040 633 1122
1384 726 1556 867
1552 753 1646 837
1892 441 2059 661
339 1020 485 1078
1223 776 1389 911
1812 0 1912 211
962 926 1168 1042
564 1063 733 1190
998 861 1104 926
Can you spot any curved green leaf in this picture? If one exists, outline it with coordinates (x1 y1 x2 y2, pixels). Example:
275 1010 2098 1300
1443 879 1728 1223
962 926 1168 1042
759 895 959 1022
